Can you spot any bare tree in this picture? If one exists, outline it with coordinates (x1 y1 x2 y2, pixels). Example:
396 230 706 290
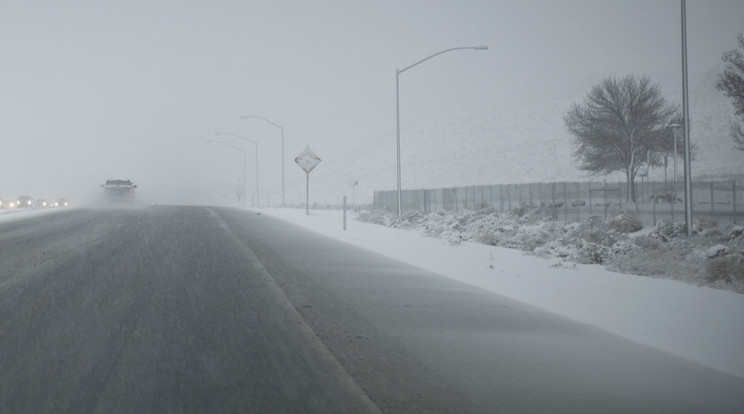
564 75 678 202
716 34 744 151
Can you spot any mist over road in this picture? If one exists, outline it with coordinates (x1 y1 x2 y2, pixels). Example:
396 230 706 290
1 207 742 413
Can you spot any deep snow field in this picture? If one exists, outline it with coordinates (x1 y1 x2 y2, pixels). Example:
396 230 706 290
260 207 744 380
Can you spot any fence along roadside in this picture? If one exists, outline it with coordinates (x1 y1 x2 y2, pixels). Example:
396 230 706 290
373 181 741 227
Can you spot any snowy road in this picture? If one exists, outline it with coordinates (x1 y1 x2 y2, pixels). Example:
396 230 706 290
1 206 742 413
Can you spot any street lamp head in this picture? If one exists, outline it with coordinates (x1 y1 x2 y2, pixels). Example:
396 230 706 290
473 45 488 50
240 115 284 130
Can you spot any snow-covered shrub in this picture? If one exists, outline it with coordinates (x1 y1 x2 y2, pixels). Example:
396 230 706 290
357 209 391 226
633 234 661 250
421 213 450 238
694 216 719 234
668 237 694 257
451 210 479 230
507 205 531 218
605 210 643 233
571 241 612 264
535 240 576 258
727 225 744 241
706 255 744 287
502 222 558 252
357 206 743 293
473 232 500 246
521 207 554 224
390 211 427 229
651 220 688 241
606 244 680 277
580 227 620 247
699 228 724 238
568 215 624 247
610 239 637 257
473 224 514 246
706 244 728 259
584 214 604 227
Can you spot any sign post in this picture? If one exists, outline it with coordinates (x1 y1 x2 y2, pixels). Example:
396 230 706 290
235 183 245 207
294 146 321 215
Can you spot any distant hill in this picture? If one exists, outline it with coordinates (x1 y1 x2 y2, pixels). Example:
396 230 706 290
281 69 744 205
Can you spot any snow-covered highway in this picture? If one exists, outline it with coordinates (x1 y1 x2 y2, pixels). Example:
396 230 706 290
1 206 742 413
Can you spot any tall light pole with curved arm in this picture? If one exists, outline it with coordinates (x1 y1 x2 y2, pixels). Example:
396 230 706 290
207 140 246 207
215 132 260 207
396 46 488 215
680 0 693 236
240 115 285 207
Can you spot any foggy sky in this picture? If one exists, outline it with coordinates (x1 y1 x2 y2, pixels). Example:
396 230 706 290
1 0 742 205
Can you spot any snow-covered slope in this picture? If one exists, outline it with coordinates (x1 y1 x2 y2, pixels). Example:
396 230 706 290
285 70 744 206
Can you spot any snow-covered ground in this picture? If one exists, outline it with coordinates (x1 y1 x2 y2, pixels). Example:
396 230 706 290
0 207 68 222
260 207 744 380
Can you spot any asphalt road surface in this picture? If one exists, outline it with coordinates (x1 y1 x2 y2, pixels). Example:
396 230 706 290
1 206 742 413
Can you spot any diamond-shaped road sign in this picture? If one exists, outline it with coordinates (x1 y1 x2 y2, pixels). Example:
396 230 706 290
294 146 321 173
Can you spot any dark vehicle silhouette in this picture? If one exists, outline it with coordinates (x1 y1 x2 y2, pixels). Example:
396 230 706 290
101 179 137 202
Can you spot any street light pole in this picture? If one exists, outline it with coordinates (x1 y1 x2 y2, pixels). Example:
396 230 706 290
241 115 285 207
207 140 246 207
395 45 488 215
215 132 260 207
668 123 682 219
680 0 693 236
